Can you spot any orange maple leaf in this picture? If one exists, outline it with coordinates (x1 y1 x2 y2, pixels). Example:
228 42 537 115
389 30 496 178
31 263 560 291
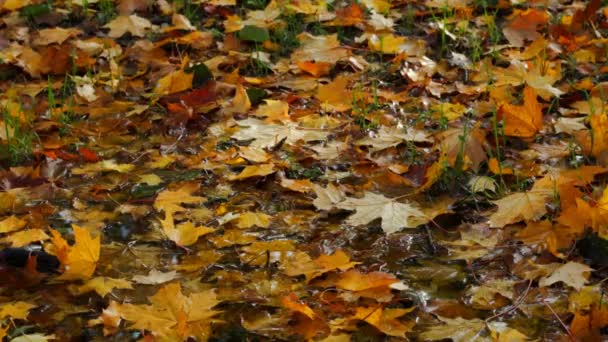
499 86 543 137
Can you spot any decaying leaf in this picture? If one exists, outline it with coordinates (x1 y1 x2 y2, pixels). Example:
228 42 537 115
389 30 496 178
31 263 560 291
133 269 179 285
337 192 428 234
489 177 554 228
539 261 593 290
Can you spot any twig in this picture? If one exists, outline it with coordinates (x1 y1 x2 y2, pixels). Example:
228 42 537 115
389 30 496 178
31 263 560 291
485 279 532 322
542 299 576 342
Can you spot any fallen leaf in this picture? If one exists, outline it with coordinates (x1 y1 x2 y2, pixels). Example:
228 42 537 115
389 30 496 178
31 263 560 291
154 183 205 215
499 86 543 138
0 301 35 320
160 211 214 246
356 125 431 152
281 294 316 319
114 282 221 340
232 118 329 149
104 15 153 38
539 261 593 290
3 228 50 247
353 306 415 337
228 163 275 181
53 225 101 280
133 269 179 284
74 277 133 297
284 250 359 281
0 215 27 233
312 183 346 210
489 178 554 227
420 316 487 342
337 192 427 234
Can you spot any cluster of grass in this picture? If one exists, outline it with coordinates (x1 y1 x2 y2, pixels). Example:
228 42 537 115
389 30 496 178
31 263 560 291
1 107 36 166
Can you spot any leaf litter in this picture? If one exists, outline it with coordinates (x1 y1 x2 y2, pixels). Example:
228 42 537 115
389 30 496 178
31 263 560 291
0 0 607 340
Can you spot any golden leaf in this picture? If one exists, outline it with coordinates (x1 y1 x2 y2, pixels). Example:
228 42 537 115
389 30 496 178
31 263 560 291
0 301 35 320
53 225 101 280
499 86 543 137
0 215 27 233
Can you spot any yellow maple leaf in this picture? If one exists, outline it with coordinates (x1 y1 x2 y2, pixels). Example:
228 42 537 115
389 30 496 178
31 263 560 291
235 212 271 229
160 211 215 246
2 228 50 247
228 163 275 181
0 301 35 320
154 69 194 97
590 113 608 157
223 84 251 115
252 99 289 122
353 306 415 337
0 215 27 233
154 183 205 215
281 294 317 320
114 283 221 341
73 277 133 297
316 76 352 112
52 225 101 280
284 250 360 281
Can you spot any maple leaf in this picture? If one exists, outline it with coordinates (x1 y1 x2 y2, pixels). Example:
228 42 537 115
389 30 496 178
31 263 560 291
51 225 101 280
498 86 543 138
133 269 179 284
0 301 35 320
114 282 221 341
488 322 529 342
315 76 352 112
232 118 329 149
252 99 289 122
154 69 194 97
590 113 608 158
33 27 82 46
154 183 205 215
71 159 135 175
104 15 153 38
312 183 346 211
3 228 50 247
420 316 488 342
438 126 487 171
356 125 431 152
334 270 398 292
11 334 56 342
73 277 133 297
284 250 359 281
489 177 554 228
337 192 427 234
228 163 275 181
502 8 549 47
223 84 251 115
281 294 317 320
160 211 215 246
539 261 593 290
235 211 272 228
0 215 27 234
353 306 415 337
279 175 313 193
291 33 350 65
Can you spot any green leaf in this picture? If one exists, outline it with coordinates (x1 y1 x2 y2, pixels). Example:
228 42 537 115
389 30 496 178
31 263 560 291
246 88 267 105
186 63 214 88
238 25 270 42
19 3 51 19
